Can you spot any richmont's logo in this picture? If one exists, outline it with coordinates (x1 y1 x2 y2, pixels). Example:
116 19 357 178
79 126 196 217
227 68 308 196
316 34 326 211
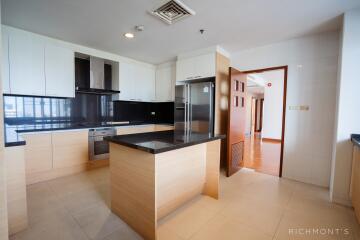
289 228 350 236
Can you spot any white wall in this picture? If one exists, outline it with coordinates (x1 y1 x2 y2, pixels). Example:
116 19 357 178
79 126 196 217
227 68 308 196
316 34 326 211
261 70 284 140
330 8 360 206
245 92 263 136
0 2 9 240
231 31 339 187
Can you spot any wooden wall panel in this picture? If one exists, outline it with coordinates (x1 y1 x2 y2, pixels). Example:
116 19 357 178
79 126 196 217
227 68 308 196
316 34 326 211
110 143 157 240
351 146 360 223
215 53 230 167
5 146 27 235
156 144 207 219
203 140 221 199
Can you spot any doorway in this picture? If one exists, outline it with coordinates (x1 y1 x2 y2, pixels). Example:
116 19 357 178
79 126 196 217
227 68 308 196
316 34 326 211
243 66 287 177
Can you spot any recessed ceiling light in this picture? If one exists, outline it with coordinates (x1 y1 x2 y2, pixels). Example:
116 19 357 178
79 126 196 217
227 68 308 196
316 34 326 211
124 33 134 39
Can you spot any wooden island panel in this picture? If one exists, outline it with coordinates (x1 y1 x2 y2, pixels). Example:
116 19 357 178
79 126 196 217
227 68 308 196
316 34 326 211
109 139 221 240
156 143 207 219
110 143 157 240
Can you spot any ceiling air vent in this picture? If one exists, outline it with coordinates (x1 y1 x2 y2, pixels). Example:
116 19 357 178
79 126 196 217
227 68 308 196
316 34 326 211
150 0 196 25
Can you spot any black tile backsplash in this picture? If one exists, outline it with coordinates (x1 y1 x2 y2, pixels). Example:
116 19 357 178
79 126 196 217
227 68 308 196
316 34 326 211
3 94 174 126
3 93 113 125
113 101 174 124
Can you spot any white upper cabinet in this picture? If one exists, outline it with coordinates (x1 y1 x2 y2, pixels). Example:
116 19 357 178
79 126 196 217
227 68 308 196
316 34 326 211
118 61 136 101
118 61 155 102
45 43 75 98
1 29 10 94
176 53 216 82
156 64 175 102
136 65 155 102
2 26 76 98
8 29 46 96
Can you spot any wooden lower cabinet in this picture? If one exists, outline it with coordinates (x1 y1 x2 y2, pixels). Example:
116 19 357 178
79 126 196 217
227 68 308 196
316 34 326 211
22 125 174 185
21 133 53 175
4 146 28 235
22 130 89 185
52 130 88 168
351 145 360 222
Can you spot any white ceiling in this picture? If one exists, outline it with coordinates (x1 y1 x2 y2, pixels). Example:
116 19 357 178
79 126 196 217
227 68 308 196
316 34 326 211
2 0 360 64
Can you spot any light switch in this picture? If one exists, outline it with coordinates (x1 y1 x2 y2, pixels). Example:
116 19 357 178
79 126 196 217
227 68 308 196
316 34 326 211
289 105 309 111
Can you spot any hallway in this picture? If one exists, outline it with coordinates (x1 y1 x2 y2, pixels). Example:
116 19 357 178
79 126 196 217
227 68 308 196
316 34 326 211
243 134 281 176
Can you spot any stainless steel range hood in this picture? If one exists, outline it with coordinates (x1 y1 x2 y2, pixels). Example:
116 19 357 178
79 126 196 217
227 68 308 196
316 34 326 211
75 55 120 95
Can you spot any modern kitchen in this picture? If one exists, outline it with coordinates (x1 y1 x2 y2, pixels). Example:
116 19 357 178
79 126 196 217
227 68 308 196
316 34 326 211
1 1 360 240
2 20 229 240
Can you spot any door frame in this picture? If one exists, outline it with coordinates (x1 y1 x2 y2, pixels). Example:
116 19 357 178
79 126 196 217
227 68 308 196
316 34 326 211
254 99 258 132
242 66 288 178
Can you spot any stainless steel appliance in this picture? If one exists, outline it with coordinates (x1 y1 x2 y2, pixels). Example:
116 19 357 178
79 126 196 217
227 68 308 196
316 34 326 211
88 128 116 160
174 78 215 135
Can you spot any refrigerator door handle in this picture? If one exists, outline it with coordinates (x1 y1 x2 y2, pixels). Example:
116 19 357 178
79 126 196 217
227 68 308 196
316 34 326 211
188 84 192 132
184 84 187 132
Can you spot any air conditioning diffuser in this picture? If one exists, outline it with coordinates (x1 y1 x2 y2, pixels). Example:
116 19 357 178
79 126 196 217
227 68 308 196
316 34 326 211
150 0 195 24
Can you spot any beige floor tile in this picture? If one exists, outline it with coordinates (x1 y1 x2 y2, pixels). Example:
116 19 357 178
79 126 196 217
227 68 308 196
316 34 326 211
72 202 125 240
158 196 225 239
10 167 360 240
226 179 294 209
10 208 88 240
189 214 272 240
26 182 68 225
219 193 284 237
57 184 109 214
157 225 184 240
47 171 104 197
101 227 142 240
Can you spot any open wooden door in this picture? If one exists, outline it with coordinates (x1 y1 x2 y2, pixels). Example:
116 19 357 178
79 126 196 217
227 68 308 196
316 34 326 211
227 67 247 177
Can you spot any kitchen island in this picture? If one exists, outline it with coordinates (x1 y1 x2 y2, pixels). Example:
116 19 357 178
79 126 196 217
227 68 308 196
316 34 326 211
105 130 225 240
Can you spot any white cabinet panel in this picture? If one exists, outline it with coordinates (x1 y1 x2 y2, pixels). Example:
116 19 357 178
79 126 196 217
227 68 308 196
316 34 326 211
176 58 196 81
45 43 75 98
119 61 136 101
9 30 46 96
156 65 175 102
176 53 216 82
119 61 156 102
136 65 155 102
1 29 10 94
195 53 216 79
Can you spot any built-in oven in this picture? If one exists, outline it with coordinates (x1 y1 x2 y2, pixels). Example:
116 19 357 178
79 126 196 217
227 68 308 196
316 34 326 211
88 128 116 160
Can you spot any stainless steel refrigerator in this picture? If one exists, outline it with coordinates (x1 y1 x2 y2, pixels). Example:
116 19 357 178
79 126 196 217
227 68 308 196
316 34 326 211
174 79 215 135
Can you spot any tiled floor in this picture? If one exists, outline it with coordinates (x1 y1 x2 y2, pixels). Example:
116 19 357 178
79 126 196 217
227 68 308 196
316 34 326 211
10 167 360 240
243 134 281 176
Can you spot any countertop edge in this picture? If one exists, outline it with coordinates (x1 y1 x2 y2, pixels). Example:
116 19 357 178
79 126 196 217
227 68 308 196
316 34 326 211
106 134 226 154
15 122 174 134
351 134 360 147
5 141 26 147
4 122 174 148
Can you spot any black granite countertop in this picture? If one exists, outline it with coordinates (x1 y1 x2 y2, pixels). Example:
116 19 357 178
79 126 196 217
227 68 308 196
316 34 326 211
105 130 225 154
351 134 360 147
4 121 173 147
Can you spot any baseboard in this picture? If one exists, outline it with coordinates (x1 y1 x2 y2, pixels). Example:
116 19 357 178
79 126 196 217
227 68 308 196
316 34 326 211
331 195 353 207
262 138 282 143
